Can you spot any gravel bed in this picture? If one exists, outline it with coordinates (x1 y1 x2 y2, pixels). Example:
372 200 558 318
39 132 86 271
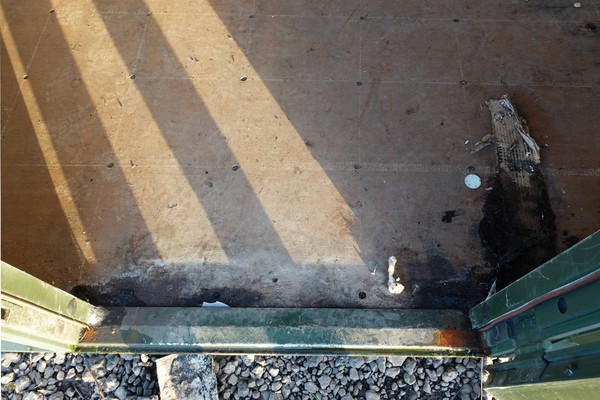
214 356 483 400
1 354 484 400
1 353 159 400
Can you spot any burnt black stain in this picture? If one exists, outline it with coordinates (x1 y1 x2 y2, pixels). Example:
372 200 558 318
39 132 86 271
479 169 556 290
385 248 489 310
563 235 579 248
442 210 457 223
586 23 598 32
71 276 263 307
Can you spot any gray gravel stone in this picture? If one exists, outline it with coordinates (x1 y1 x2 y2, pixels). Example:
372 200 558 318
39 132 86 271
404 372 416 386
304 382 318 393
14 376 31 393
223 362 236 375
403 358 417 375
385 367 401 378
426 368 438 382
365 389 381 400
23 392 44 400
114 386 129 400
442 368 459 382
228 374 238 386
348 357 365 369
318 375 331 389
65 368 76 380
48 392 64 400
104 374 121 392
424 381 432 394
1 372 15 385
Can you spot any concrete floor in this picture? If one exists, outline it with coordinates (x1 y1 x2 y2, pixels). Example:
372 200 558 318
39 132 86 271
2 1 599 308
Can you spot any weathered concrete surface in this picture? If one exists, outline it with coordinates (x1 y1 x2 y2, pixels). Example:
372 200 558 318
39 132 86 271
1 0 599 309
156 355 217 400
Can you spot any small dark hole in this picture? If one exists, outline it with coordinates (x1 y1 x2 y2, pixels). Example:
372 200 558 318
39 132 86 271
453 18 460 22
359 16 365 20
232 165 240 171
272 278 278 283
205 171 209 174
213 291 221 300
23 74 29 80
129 74 136 79
107 162 114 168
358 291 366 299
1 308 9 320
558 297 568 314
459 80 467 85
356 81 363 86
249 14 255 18
354 164 362 170
240 76 248 81
585 23 597 32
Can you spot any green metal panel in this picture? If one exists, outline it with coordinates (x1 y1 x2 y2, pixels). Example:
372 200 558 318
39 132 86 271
1 261 106 325
1 261 108 352
470 231 600 330
486 377 600 400
1 296 85 352
470 230 600 399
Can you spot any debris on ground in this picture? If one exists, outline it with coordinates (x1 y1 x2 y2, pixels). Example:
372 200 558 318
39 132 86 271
201 301 230 308
470 133 495 154
387 256 405 294
464 174 482 190
478 95 556 290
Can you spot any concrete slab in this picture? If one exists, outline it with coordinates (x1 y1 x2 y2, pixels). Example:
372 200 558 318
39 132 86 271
156 355 218 400
1 0 599 309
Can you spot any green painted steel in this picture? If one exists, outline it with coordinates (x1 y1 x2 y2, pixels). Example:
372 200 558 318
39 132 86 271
486 377 600 400
470 230 600 399
1 261 106 325
470 231 600 330
1 297 85 352
75 307 481 356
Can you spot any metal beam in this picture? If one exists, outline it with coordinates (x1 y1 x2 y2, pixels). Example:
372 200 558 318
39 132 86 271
470 231 600 331
469 230 600 399
75 307 481 356
1 261 106 325
1 261 107 352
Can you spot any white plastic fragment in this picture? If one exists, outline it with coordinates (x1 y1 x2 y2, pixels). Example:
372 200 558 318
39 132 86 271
387 256 405 294
201 301 230 308
574 2 582 8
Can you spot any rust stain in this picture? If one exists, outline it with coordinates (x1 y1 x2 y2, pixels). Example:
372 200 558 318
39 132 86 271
437 329 474 348
80 327 98 342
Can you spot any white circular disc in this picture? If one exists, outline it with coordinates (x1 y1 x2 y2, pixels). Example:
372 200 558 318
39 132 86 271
464 174 481 189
